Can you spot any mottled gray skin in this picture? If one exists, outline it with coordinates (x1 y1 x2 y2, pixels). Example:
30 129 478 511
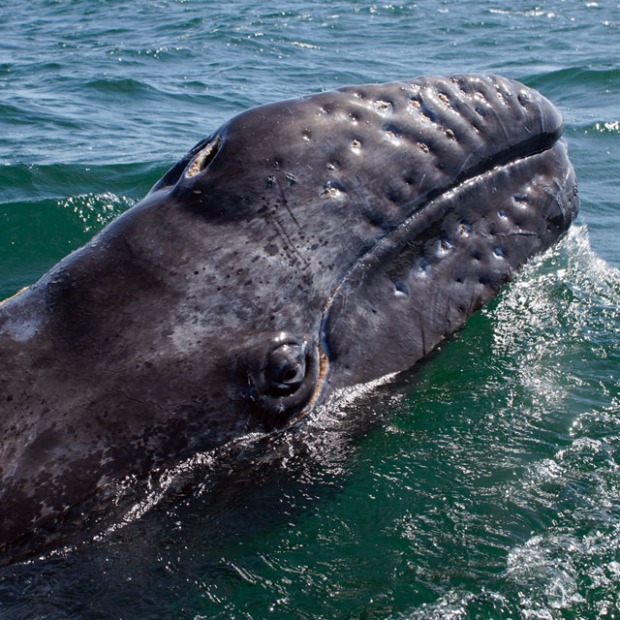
0 74 578 558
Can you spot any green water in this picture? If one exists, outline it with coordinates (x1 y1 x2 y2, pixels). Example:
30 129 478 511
1 1 620 618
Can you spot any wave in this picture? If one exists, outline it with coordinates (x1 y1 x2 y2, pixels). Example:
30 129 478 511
0 161 166 205
0 190 136 299
526 66 620 89
394 224 620 619
0 161 165 297
581 120 620 135
82 77 163 97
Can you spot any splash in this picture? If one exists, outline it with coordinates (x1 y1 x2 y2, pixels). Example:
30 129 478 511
61 192 133 234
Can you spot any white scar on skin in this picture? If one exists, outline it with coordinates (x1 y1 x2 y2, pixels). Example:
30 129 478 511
0 288 47 342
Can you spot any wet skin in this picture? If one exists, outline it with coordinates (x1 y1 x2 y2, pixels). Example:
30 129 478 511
0 74 578 558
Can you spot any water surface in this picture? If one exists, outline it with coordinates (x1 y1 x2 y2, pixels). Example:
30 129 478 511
1 1 619 618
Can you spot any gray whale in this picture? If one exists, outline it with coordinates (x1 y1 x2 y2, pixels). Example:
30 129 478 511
0 74 578 558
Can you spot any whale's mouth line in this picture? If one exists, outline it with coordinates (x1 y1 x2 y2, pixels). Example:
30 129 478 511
307 128 572 402
423 125 564 209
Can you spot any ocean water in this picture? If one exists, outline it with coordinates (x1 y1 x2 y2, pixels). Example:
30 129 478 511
1 1 620 618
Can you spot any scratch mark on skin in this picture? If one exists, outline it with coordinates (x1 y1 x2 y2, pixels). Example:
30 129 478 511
272 216 304 266
420 324 428 357
275 174 302 231
269 175 311 270
118 391 166 412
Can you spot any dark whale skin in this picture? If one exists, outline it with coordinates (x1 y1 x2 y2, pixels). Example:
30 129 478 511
0 74 578 560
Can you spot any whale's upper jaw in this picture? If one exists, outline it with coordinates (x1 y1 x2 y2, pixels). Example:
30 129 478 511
320 138 577 389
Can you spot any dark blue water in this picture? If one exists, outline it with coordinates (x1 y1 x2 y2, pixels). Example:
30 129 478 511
1 1 620 618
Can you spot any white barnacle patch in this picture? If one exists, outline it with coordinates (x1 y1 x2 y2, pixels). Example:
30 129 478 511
373 99 393 113
436 238 453 257
322 181 345 199
350 139 362 154
437 92 451 107
413 259 430 279
393 282 409 299
517 89 532 106
419 111 435 124
513 192 529 209
408 98 422 111
474 90 488 102
457 221 471 237
451 77 470 96
383 127 402 144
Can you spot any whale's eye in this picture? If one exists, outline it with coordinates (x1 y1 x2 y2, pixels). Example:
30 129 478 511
264 342 306 396
250 334 321 429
